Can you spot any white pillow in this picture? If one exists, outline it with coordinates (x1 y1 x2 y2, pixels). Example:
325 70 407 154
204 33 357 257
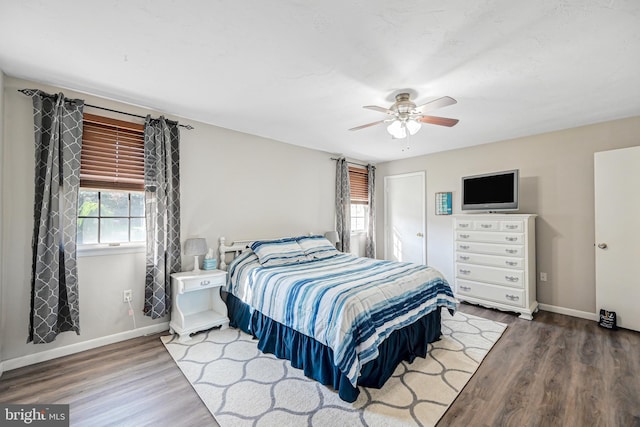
296 235 340 259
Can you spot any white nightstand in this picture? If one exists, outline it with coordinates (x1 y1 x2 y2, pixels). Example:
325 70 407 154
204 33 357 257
170 269 229 341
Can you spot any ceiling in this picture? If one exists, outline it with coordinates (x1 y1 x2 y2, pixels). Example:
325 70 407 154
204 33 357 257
1 1 639 163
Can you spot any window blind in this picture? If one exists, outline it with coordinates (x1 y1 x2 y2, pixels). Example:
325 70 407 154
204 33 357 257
80 113 145 191
349 166 369 205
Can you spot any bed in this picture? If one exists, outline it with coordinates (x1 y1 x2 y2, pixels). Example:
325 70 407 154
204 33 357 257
219 235 457 402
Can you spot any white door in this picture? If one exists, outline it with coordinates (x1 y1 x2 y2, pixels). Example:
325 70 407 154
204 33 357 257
594 145 640 332
384 172 425 264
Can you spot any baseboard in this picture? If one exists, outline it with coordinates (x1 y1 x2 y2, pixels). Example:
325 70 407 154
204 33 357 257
538 304 598 321
1 322 169 374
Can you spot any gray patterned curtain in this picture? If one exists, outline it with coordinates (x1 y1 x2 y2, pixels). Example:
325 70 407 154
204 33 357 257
23 89 84 344
143 116 181 319
365 164 376 258
335 157 351 252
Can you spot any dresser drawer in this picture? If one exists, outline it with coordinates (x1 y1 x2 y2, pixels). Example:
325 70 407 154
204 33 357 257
500 220 524 232
456 263 524 288
456 241 524 257
455 219 473 230
474 220 499 231
456 279 525 308
456 252 524 269
456 230 523 245
181 273 226 292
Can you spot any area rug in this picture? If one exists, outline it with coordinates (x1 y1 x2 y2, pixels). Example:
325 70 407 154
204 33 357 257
161 310 506 427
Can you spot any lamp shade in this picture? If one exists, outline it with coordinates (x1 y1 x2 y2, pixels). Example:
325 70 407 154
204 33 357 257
324 231 340 246
406 119 422 136
184 238 207 256
387 120 407 139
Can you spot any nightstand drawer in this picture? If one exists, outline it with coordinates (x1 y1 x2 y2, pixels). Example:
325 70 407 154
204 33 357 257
182 273 225 292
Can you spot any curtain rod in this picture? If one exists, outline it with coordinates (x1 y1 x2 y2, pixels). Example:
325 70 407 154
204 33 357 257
330 157 370 168
85 104 194 130
18 89 194 130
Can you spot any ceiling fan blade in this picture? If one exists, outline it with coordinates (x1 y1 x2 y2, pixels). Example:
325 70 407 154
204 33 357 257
417 115 459 127
416 96 457 113
349 120 386 131
363 105 394 114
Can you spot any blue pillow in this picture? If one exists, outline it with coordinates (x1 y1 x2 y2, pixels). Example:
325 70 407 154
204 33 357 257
250 238 310 267
296 235 340 259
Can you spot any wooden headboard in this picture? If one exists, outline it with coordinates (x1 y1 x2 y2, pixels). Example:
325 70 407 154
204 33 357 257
218 237 255 270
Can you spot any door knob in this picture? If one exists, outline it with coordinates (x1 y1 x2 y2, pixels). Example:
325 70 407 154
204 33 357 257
597 243 608 249
417 232 424 237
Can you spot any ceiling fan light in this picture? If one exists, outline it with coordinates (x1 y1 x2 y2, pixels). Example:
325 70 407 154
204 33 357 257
406 119 422 136
387 120 406 139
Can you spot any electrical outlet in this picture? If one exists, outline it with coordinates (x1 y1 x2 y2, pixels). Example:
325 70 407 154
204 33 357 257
540 272 547 282
123 290 133 303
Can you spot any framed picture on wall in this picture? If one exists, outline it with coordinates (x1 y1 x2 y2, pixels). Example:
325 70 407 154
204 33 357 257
435 192 452 215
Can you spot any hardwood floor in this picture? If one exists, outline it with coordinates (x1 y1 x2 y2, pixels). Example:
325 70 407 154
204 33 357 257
441 304 640 427
1 304 639 426
0 333 217 427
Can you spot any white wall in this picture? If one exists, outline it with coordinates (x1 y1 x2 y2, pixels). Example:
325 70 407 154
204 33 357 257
1 76 336 364
376 116 640 316
178 111 335 263
0 70 5 374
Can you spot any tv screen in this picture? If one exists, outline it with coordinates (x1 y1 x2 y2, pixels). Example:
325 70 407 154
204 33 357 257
461 169 519 211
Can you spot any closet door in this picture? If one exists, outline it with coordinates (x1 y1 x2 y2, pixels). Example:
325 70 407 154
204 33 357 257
383 172 425 264
594 146 640 332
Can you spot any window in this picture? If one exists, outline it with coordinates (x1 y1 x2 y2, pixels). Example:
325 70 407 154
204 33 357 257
77 190 145 244
349 166 369 232
77 114 146 245
351 204 368 232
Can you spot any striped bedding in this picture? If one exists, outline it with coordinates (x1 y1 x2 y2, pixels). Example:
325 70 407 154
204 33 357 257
226 251 457 388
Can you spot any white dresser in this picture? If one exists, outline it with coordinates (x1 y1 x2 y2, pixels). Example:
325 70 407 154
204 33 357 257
454 214 538 320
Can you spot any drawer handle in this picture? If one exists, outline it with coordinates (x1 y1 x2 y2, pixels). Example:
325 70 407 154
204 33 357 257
505 237 518 242
460 234 470 239
505 261 518 266
459 255 470 261
200 280 211 286
505 249 518 254
459 269 471 275
459 223 469 228
480 224 492 228
505 276 519 282
505 294 520 301
506 225 518 230
460 245 470 250
459 285 471 291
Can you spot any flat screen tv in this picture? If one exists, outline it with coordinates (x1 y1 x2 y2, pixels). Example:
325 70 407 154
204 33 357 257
461 169 519 212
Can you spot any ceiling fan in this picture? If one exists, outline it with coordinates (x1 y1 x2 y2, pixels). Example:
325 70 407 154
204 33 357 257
349 93 459 139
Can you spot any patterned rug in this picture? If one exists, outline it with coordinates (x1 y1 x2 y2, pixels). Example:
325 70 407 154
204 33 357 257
161 310 506 427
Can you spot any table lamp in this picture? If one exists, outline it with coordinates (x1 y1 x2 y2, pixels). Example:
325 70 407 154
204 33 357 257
184 238 208 272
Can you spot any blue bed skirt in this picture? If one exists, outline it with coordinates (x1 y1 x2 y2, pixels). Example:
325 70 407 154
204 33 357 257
226 293 443 402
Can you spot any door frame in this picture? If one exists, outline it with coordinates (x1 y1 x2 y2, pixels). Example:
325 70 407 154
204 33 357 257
383 171 426 264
